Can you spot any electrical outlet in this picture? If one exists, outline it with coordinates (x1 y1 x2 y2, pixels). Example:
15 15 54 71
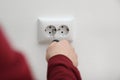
57 25 69 37
37 16 74 43
45 25 56 37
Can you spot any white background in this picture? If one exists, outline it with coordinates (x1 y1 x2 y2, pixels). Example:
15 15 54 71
0 0 120 80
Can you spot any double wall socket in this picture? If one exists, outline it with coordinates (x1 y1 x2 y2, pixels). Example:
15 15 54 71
37 16 74 43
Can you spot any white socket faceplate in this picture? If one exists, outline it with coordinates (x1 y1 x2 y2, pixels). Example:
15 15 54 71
37 16 74 43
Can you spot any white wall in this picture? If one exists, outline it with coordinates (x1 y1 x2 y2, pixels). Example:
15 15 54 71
0 0 120 80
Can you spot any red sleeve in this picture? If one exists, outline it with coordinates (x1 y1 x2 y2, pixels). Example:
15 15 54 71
47 55 82 80
0 27 33 80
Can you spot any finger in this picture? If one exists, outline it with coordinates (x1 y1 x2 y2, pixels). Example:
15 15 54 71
59 39 70 47
48 41 57 48
60 39 69 44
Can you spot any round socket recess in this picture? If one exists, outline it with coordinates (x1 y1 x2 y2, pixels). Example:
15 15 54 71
58 25 69 36
45 25 56 37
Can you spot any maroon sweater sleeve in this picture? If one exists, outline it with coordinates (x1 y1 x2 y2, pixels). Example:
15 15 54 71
47 55 82 80
0 27 33 80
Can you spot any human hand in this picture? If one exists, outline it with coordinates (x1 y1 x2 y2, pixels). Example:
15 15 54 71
46 40 78 67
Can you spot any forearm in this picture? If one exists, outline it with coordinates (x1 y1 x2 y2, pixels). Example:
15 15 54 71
47 55 82 80
0 27 33 80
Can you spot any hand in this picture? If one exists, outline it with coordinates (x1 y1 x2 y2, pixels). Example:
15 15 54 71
46 40 78 67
